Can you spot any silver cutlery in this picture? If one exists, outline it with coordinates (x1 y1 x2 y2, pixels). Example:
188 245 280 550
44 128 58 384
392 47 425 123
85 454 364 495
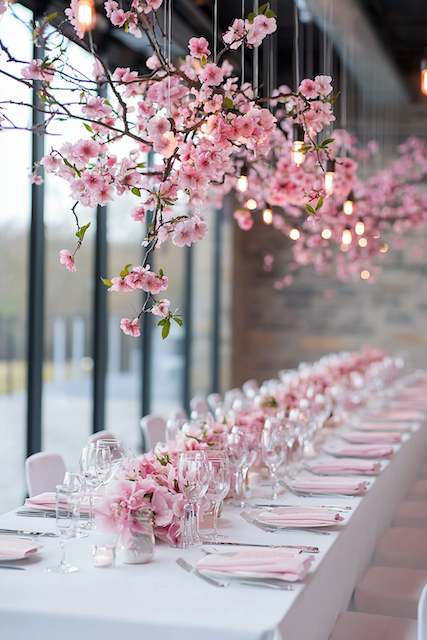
0 528 58 538
17 509 89 519
176 557 295 590
254 503 353 513
241 512 331 535
0 565 26 570
176 557 226 587
203 541 319 553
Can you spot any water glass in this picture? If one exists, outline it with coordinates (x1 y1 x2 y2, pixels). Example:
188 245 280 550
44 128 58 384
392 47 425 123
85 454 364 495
203 453 230 542
177 450 209 548
262 419 286 500
46 486 78 574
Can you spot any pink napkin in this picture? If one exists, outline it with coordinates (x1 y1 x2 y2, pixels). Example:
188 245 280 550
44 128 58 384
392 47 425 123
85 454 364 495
342 431 402 445
307 460 381 475
0 537 39 560
357 421 414 433
391 400 427 411
25 492 91 513
370 410 425 422
328 443 394 459
197 548 313 582
255 506 344 527
288 477 368 495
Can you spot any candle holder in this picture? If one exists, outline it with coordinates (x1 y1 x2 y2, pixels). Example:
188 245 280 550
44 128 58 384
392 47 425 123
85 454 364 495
92 543 116 568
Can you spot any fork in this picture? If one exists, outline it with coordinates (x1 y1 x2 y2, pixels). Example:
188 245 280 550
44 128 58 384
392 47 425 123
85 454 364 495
0 528 57 538
240 512 331 535
176 557 295 590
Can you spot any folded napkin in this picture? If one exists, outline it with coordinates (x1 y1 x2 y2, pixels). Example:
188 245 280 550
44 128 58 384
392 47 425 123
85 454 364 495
288 476 368 496
391 400 427 411
342 431 402 445
370 410 425 422
197 548 313 582
357 421 414 433
327 444 394 459
25 492 91 513
255 506 344 527
0 537 40 560
307 460 381 476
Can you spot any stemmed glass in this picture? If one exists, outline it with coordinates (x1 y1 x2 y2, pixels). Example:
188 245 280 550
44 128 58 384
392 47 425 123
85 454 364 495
79 443 112 528
177 450 210 548
261 418 286 500
227 427 250 506
62 471 87 538
46 486 79 574
202 453 230 542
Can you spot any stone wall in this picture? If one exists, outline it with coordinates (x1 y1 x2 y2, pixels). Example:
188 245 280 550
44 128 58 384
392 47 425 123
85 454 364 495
231 219 427 386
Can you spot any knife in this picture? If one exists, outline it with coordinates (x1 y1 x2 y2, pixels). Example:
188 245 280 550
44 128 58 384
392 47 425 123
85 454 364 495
176 557 226 587
0 528 58 538
203 541 319 553
254 503 353 512
0 565 26 570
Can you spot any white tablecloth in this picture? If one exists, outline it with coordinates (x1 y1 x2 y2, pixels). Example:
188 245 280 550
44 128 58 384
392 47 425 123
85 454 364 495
1 422 426 640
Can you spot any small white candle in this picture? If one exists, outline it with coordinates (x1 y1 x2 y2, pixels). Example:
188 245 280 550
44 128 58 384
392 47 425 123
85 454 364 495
93 544 115 568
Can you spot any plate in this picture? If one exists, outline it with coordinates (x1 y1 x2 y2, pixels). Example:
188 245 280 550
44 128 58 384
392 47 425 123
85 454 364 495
0 545 42 562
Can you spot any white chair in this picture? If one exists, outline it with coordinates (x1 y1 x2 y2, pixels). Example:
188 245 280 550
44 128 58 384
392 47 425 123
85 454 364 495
25 452 66 497
330 611 416 640
140 415 166 452
224 388 244 410
190 395 210 417
170 408 187 422
418 582 427 640
87 430 117 444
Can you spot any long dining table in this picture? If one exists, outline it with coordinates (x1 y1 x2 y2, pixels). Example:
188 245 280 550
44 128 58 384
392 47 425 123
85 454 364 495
1 414 427 640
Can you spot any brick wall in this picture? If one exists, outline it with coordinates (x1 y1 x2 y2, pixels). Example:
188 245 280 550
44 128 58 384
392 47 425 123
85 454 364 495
231 219 427 386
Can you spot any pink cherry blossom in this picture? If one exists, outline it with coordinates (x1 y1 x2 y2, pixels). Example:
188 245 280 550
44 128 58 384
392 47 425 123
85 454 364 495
188 37 210 59
120 317 141 337
298 78 318 99
314 75 332 97
222 18 246 49
151 299 171 317
132 206 146 222
59 249 76 272
22 59 55 82
200 63 224 86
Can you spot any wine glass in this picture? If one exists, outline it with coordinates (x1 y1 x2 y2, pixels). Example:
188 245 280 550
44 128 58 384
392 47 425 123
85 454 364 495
227 427 250 506
79 443 111 528
46 486 78 574
62 471 87 538
177 450 210 548
261 418 286 500
95 437 125 479
203 453 230 542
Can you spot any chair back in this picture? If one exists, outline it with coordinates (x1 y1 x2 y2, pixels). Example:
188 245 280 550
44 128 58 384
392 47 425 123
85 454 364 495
190 395 210 417
25 452 66 497
140 415 166 452
170 408 188 422
418 581 427 640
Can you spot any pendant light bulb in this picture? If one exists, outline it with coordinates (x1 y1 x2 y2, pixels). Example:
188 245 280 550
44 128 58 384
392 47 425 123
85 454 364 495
355 220 365 236
77 0 96 32
360 269 371 281
262 207 273 225
289 228 300 241
245 198 257 211
324 159 336 197
237 165 248 193
291 124 305 166
341 227 352 246
343 191 354 216
421 57 427 96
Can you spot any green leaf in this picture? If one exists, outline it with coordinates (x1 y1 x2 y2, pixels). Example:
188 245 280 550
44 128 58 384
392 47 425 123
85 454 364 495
258 3 269 14
136 162 146 168
119 263 133 278
101 277 113 287
265 8 276 17
83 122 93 133
45 11 58 22
173 316 183 327
75 222 91 242
131 186 141 197
315 196 324 212
320 137 335 148
247 11 256 22
200 54 207 67
161 319 170 340
157 319 166 327
223 96 234 110
305 204 316 215
158 268 164 278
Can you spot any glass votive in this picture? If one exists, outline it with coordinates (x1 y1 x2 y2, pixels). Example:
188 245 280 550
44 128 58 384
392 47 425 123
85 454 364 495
92 543 116 568
116 509 155 564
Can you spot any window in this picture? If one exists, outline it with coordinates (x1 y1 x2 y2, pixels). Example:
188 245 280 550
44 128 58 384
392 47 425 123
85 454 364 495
0 4 32 510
